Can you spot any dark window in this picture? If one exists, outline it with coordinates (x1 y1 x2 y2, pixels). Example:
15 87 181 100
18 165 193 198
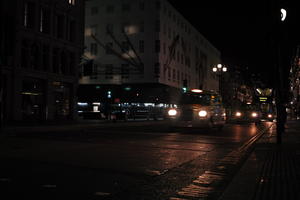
52 48 59 73
42 45 50 71
106 24 113 34
139 21 144 32
105 42 113 54
69 20 76 42
91 7 98 15
69 52 75 75
180 93 212 106
21 40 30 68
154 63 160 77
122 41 130 52
56 14 65 39
139 1 144 10
90 43 97 55
155 1 161 10
106 5 114 13
122 4 131 11
121 64 129 78
155 20 160 32
105 64 113 79
139 40 144 53
30 44 40 70
155 40 160 53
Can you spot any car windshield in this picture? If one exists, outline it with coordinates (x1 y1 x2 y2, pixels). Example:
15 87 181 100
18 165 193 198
179 93 212 106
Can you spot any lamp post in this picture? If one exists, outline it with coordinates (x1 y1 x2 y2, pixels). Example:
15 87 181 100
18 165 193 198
212 64 227 95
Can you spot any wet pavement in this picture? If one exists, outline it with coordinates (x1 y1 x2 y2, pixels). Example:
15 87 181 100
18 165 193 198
0 120 293 199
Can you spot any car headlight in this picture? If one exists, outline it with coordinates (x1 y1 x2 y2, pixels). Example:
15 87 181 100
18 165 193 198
251 112 258 117
198 110 207 117
168 109 177 116
235 112 242 117
268 114 272 118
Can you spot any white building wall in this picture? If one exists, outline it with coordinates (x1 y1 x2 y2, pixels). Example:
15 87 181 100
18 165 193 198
81 0 220 91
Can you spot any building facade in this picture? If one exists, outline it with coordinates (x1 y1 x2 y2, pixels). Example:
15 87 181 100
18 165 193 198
79 0 221 103
0 0 84 123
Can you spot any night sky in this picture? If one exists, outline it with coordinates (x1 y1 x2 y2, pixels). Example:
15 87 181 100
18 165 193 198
169 0 299 86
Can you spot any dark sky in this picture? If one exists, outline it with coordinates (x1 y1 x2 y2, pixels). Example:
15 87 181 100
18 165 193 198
169 0 299 85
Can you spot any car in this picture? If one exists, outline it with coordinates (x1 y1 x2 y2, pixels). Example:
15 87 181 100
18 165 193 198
228 103 262 124
166 89 226 129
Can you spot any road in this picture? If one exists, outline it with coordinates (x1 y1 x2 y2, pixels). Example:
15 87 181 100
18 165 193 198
0 121 273 199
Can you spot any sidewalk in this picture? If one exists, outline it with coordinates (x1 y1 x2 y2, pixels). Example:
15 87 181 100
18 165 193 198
219 120 300 200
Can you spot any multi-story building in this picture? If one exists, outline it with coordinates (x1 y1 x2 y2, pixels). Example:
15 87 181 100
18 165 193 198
0 0 84 124
79 0 221 104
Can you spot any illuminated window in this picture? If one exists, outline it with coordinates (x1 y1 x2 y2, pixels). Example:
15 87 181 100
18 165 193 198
68 0 75 5
24 2 35 28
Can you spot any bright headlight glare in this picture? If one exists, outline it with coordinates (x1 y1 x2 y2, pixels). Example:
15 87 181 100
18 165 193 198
168 109 177 116
268 114 272 118
235 112 242 117
198 110 207 117
252 112 258 117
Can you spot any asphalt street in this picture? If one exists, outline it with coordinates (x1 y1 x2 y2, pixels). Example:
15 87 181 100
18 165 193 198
0 121 273 199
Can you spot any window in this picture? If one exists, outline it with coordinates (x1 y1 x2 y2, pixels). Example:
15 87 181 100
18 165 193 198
121 64 129 78
172 69 176 81
122 41 130 52
163 43 166 55
68 0 75 5
106 5 114 13
69 20 76 42
154 63 160 77
42 45 50 71
69 52 75 75
91 7 98 15
24 2 35 28
155 1 161 10
139 40 144 53
139 1 145 10
106 24 113 34
155 40 160 53
122 4 131 12
56 14 65 39
90 43 97 55
105 64 113 79
90 25 97 36
139 21 144 32
106 42 113 54
155 20 160 32
39 8 50 33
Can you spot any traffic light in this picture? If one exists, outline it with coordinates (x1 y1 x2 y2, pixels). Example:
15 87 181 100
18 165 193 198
107 90 112 98
182 79 188 93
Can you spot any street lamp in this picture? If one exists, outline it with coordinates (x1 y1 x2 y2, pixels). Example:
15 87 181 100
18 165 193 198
212 64 227 93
